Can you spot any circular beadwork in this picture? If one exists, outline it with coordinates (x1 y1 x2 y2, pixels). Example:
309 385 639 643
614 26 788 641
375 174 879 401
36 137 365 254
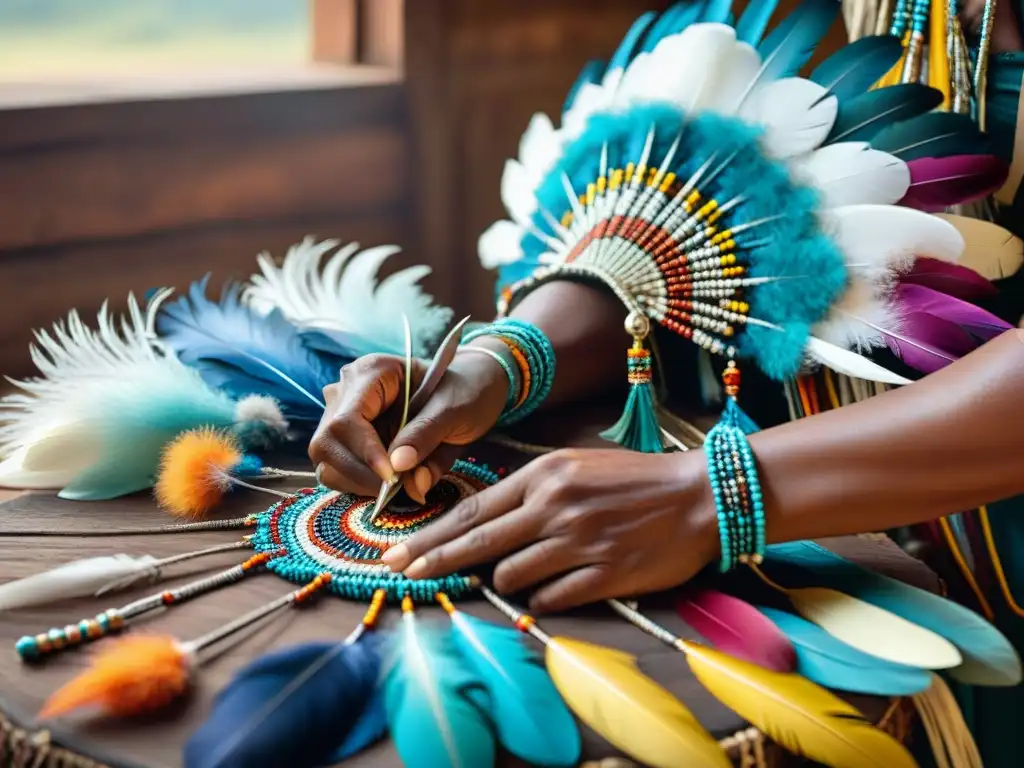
250 459 498 602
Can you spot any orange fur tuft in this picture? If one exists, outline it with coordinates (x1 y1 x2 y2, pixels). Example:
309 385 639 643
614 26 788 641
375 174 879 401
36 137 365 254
39 635 190 719
155 428 241 519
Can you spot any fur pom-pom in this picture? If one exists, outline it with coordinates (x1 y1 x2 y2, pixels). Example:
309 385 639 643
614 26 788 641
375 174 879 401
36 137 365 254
39 635 190 719
232 395 288 448
155 428 245 519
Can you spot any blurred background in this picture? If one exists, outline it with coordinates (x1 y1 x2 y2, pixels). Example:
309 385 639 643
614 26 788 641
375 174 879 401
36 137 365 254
0 0 844 378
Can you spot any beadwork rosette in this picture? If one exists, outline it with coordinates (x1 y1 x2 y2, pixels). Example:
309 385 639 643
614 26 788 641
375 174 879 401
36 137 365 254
251 459 499 601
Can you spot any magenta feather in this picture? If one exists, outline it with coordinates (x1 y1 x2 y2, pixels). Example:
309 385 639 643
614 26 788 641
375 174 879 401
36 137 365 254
882 311 979 373
901 258 999 300
895 284 1012 340
899 155 1009 212
675 588 796 672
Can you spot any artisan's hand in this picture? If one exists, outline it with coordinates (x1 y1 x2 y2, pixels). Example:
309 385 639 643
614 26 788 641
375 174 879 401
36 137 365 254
308 349 508 501
381 449 720 612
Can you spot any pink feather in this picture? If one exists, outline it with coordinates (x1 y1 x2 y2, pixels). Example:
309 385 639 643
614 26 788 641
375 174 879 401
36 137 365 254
675 588 796 672
883 311 979 373
900 155 1008 212
895 284 1012 340
902 258 999 301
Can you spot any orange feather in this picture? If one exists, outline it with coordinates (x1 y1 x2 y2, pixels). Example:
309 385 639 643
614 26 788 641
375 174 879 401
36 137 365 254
39 635 190 719
155 428 241 519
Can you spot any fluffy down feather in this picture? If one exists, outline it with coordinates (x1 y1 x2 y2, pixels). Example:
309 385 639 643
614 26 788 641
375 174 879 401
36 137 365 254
244 238 453 358
0 292 285 500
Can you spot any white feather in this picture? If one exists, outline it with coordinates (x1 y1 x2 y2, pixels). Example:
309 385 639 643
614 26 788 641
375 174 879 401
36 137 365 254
0 554 159 610
518 112 561 185
244 238 453 357
738 78 838 159
825 205 966 285
804 336 912 385
615 24 737 113
812 276 902 350
478 220 525 269
501 159 538 225
0 291 258 496
699 41 762 114
562 82 614 141
791 143 910 207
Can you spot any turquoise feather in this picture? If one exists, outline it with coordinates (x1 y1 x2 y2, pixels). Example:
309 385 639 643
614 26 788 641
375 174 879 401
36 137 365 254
755 0 839 83
765 541 1022 687
384 615 495 768
872 112 990 161
735 0 780 45
607 11 657 73
563 59 606 116
640 3 709 53
447 611 581 767
600 377 663 453
810 35 904 102
826 83 944 144
758 607 932 696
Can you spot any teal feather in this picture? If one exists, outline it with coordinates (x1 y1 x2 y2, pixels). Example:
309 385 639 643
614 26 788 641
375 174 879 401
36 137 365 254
810 35 904 102
600 377 663 453
607 11 657 73
755 0 839 83
735 0 780 45
699 0 734 25
765 541 1022 687
872 112 991 161
758 607 933 696
447 611 581 767
640 3 710 53
384 615 495 768
563 59 607 116
827 83 943 144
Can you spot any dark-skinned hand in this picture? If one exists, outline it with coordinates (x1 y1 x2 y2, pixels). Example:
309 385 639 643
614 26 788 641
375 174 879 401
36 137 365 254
308 348 508 503
381 448 720 613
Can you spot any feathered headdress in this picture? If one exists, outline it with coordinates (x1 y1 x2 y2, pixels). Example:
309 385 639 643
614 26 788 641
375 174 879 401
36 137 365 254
0 291 287 500
479 0 1007 449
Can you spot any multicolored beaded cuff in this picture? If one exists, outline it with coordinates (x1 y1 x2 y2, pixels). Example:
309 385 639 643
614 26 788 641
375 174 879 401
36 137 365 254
705 363 765 572
462 319 555 426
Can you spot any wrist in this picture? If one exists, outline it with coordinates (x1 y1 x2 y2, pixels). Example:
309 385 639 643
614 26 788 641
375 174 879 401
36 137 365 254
674 451 721 569
451 341 512 418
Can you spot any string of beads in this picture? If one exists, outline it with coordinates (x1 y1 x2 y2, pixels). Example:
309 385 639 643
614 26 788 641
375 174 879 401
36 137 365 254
704 363 766 572
462 319 556 425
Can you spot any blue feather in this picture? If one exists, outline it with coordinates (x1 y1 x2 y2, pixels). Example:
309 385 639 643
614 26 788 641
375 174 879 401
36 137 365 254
758 607 932 695
607 11 657 72
183 635 385 768
765 541 1022 687
810 35 904 101
639 2 709 53
447 611 580 767
871 112 991 160
384 616 495 768
157 277 336 423
826 83 944 144
755 0 839 82
699 0 735 25
735 0 779 45
563 59 607 116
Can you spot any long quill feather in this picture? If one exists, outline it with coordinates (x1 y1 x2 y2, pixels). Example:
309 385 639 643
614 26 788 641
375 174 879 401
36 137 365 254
810 34 904 102
765 541 1022 686
934 214 1024 281
0 555 158 611
900 155 1009 212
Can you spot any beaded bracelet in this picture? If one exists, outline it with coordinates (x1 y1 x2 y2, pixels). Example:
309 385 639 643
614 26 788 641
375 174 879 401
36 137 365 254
457 346 520 412
705 366 766 571
462 319 555 426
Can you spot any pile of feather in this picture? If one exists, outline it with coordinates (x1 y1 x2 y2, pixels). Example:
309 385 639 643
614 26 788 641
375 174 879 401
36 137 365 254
0 239 453 501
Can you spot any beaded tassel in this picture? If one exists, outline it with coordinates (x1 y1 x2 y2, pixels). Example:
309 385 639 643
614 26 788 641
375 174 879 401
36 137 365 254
600 315 663 453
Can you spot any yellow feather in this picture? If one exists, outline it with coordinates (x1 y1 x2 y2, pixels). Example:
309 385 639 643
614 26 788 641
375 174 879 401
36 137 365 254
787 587 962 670
544 637 731 768
680 641 918 768
935 214 1024 281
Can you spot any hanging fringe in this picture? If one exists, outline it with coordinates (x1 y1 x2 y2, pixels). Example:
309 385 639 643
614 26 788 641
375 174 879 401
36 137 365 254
600 340 663 453
913 673 984 768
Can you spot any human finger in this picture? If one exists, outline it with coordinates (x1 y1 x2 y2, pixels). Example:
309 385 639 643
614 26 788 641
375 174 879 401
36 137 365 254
528 564 618 613
491 536 583 595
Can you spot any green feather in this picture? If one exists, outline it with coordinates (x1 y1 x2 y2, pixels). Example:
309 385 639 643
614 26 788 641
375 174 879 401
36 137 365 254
872 112 991 161
811 35 904 102
827 84 943 144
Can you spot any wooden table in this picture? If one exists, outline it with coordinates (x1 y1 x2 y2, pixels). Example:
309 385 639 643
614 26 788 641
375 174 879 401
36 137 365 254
0 404 934 768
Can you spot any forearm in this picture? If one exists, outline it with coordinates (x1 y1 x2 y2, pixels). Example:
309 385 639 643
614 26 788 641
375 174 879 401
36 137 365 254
493 280 627 407
745 329 1024 543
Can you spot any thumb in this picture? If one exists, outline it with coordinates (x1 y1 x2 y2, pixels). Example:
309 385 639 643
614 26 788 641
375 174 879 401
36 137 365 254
388 397 461 474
